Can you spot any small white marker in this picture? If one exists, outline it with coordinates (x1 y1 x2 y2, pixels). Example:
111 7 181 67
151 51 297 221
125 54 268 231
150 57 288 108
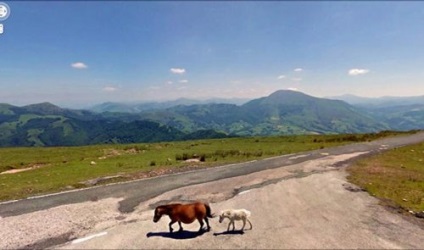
72 231 108 244
238 190 251 195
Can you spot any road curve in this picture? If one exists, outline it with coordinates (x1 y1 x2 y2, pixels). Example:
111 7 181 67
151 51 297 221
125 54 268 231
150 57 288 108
1 132 424 249
2 132 424 217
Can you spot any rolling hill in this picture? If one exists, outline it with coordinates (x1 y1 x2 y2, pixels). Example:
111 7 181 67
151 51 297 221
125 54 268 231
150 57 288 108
329 94 424 131
3 90 421 147
139 90 389 136
90 97 250 113
0 103 228 147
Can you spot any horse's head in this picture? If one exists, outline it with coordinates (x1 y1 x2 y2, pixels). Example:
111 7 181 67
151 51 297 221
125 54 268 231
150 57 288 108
153 206 165 223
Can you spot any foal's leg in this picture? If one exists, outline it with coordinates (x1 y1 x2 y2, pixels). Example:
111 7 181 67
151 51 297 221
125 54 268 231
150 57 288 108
241 218 246 231
228 220 236 231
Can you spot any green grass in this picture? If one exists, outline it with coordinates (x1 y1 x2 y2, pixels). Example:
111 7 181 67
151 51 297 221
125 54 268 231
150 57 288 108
347 142 424 212
0 131 415 202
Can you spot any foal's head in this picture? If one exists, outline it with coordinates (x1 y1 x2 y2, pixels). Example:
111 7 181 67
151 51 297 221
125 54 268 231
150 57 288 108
218 210 230 223
153 206 166 223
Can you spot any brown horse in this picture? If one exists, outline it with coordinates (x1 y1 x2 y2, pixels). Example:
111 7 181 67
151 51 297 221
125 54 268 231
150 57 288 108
153 202 213 233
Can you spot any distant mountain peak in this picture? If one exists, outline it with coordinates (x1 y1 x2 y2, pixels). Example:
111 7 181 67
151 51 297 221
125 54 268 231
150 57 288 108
268 89 309 98
24 102 60 109
22 102 64 115
244 89 319 107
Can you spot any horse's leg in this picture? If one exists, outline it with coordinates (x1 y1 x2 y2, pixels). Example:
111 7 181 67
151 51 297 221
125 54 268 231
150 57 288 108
178 221 183 232
169 220 176 233
232 220 236 231
204 217 211 231
197 218 204 232
227 221 231 231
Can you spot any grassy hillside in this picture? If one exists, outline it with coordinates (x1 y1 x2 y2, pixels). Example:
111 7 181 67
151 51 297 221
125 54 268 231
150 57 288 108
363 104 424 131
0 131 412 201
347 142 424 213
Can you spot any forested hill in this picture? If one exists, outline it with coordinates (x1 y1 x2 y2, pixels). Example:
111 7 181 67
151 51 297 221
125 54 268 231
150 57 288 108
3 90 421 147
0 103 228 147
138 90 389 136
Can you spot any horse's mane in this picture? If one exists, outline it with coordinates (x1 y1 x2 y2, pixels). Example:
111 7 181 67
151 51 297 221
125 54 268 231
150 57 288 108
156 203 182 213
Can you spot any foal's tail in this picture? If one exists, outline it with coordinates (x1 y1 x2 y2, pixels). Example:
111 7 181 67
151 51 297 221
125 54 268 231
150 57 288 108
205 204 215 218
247 218 253 230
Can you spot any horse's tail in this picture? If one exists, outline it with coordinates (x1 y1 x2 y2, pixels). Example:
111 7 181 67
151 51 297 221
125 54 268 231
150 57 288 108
205 204 215 218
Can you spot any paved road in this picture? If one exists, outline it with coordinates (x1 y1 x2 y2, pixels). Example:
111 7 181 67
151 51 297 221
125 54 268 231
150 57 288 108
1 132 424 249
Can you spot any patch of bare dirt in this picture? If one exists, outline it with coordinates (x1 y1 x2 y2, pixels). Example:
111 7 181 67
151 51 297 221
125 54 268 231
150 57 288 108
98 148 142 160
0 164 48 175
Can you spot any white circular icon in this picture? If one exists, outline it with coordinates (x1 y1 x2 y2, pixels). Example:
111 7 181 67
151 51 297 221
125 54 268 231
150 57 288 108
0 2 10 21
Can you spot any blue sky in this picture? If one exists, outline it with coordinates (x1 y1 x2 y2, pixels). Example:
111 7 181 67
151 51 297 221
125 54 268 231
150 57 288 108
1 1 424 107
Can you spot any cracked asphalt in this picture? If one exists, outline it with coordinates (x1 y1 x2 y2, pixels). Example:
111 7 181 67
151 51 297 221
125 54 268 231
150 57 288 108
1 132 424 249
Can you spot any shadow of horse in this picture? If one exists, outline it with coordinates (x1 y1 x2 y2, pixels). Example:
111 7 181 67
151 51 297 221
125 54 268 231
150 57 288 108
146 230 206 240
213 230 245 236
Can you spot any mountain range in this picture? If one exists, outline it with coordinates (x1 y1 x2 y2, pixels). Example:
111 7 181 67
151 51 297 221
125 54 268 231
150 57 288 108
90 97 250 113
329 94 424 108
0 90 422 147
135 90 387 136
329 94 424 131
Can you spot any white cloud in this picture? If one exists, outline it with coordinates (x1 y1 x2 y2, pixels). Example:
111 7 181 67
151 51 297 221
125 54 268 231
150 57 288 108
179 79 188 83
348 68 370 76
294 68 303 72
167 81 173 85
288 87 299 91
71 62 88 69
102 86 117 92
277 75 286 80
170 68 186 74
292 77 302 82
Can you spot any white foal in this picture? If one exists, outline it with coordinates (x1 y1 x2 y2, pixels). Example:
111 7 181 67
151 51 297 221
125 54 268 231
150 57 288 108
218 209 252 231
